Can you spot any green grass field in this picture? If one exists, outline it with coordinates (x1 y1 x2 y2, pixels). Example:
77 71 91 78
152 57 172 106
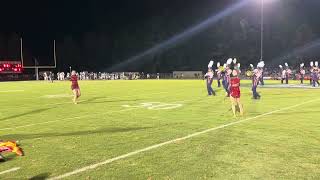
0 80 319 179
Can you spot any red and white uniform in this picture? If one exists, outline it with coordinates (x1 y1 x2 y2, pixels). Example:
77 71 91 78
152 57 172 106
205 71 214 80
286 69 292 76
70 75 80 90
253 69 261 86
230 77 240 98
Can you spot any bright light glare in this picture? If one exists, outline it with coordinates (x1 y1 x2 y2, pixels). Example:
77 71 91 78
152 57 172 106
253 0 277 4
107 0 250 72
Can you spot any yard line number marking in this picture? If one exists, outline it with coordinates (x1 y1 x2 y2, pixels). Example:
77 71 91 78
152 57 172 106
48 98 320 180
122 102 183 110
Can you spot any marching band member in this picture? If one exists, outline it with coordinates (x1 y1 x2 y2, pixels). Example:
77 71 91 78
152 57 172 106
299 63 305 84
279 65 285 84
311 61 319 87
229 61 243 117
204 61 216 96
222 58 233 97
215 62 222 87
258 61 265 86
44 72 48 81
284 63 291 84
252 62 262 99
246 64 254 78
221 64 228 97
310 61 314 85
280 63 291 84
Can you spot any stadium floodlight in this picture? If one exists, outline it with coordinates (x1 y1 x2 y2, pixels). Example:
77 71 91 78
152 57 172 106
255 0 276 62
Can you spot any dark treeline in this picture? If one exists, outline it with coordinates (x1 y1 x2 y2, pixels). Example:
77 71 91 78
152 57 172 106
1 0 320 72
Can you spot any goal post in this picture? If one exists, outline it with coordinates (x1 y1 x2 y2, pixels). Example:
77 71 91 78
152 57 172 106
20 38 57 80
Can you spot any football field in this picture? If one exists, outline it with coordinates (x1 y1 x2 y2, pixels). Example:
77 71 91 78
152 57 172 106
0 80 319 179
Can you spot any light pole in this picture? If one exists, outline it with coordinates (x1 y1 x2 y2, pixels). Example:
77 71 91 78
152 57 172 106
260 0 264 61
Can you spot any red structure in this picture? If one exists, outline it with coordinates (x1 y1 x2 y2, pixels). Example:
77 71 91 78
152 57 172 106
0 61 23 74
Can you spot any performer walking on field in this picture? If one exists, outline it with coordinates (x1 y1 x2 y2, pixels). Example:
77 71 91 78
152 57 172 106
204 61 216 96
70 70 81 104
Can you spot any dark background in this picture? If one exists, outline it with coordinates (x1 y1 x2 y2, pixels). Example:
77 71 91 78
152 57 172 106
1 0 320 72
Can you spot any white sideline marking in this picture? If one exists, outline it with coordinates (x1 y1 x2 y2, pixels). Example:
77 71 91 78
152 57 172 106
48 98 319 180
0 90 24 93
0 167 20 175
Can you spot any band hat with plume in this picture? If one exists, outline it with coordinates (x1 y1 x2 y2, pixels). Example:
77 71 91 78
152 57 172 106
257 62 261 68
236 63 241 73
310 61 314 67
223 63 227 68
279 65 283 68
315 61 319 67
217 62 220 68
225 57 241 76
226 57 240 70
226 58 233 65
208 60 214 68
257 61 264 68
300 63 304 68
257 61 265 68
285 62 288 67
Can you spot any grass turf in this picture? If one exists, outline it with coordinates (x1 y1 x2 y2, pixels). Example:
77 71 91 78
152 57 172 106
0 80 319 179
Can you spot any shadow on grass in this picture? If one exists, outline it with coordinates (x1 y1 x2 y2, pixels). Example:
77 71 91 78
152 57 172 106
1 127 152 140
0 107 52 122
29 172 50 180
80 96 143 105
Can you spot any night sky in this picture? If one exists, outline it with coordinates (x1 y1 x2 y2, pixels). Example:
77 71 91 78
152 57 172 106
1 0 320 72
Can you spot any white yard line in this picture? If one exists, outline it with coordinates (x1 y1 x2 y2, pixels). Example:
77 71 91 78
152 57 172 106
0 167 20 175
48 98 319 180
0 90 24 93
